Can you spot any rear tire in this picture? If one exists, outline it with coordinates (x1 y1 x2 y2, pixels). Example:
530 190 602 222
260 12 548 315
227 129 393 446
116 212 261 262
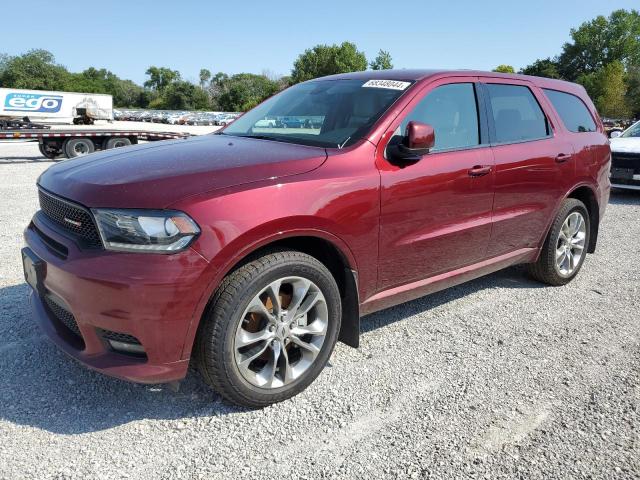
195 250 342 408
63 138 95 158
528 198 590 286
104 137 132 150
38 143 61 160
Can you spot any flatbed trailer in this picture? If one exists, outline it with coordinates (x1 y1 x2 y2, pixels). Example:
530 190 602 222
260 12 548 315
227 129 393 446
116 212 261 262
0 129 190 159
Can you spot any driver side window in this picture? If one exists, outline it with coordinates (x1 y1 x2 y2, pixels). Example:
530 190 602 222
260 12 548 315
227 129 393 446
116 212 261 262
396 83 480 151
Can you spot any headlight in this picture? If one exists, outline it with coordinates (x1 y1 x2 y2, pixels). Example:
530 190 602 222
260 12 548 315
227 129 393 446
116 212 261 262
92 209 200 253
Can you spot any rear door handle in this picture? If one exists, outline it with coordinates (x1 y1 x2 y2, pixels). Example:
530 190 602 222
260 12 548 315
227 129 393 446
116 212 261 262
468 165 492 177
555 153 573 163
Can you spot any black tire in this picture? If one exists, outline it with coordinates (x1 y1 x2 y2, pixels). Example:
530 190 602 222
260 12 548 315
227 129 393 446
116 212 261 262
195 250 342 408
104 137 132 150
38 143 61 160
63 138 95 158
528 198 590 286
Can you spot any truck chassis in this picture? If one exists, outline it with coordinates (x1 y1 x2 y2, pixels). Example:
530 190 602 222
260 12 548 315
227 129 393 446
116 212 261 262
0 129 190 159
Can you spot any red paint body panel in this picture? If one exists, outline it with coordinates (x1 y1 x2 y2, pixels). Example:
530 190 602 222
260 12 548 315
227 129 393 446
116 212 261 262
24 70 610 383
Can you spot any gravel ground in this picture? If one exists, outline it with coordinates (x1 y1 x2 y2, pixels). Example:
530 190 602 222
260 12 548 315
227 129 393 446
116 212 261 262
0 144 638 479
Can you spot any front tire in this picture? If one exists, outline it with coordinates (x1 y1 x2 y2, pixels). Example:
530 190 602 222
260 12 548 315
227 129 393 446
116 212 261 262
196 250 342 408
528 198 590 286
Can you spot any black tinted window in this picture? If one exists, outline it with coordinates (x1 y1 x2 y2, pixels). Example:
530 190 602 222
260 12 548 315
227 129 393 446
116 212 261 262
543 89 596 133
398 83 480 151
486 84 549 143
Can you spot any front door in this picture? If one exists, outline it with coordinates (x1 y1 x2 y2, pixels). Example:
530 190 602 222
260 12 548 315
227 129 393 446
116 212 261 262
376 79 495 291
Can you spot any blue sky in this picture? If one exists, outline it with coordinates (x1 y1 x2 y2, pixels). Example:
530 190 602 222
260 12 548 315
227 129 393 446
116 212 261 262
3 0 638 84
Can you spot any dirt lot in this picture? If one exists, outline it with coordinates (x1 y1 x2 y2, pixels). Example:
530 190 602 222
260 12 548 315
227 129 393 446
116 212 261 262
0 142 638 479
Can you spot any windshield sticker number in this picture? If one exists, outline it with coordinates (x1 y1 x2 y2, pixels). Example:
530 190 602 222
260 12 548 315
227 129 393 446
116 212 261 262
362 80 411 90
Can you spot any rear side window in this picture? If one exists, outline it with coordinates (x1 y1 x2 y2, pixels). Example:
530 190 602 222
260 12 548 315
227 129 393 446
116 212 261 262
398 83 480 151
543 89 596 133
486 84 549 143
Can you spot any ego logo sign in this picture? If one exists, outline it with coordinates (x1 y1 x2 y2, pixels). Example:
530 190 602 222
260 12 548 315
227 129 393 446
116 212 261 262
4 93 63 113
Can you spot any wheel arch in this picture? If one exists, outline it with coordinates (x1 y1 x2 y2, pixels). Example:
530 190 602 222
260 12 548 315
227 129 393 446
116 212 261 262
183 231 361 360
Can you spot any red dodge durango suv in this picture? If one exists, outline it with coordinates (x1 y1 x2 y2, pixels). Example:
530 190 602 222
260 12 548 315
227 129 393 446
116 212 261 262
23 70 611 407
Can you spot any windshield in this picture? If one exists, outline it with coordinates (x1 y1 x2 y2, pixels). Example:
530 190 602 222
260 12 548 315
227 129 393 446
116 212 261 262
221 79 413 148
621 120 640 138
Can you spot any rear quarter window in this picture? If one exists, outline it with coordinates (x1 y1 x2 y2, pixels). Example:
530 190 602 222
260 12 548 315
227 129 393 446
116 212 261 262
543 89 597 133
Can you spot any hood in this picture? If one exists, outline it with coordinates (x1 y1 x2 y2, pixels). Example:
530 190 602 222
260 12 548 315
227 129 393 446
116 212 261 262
610 137 640 153
38 134 327 208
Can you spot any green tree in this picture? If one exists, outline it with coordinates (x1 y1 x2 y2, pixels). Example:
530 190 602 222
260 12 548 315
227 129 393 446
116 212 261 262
626 66 640 117
370 50 393 70
492 64 516 74
519 58 561 78
558 9 640 80
578 61 631 118
144 66 180 91
199 68 212 89
217 73 279 111
290 42 367 84
157 80 210 110
0 49 70 90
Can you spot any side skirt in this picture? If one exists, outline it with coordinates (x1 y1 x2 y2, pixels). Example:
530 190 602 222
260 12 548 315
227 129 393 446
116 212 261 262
360 248 538 316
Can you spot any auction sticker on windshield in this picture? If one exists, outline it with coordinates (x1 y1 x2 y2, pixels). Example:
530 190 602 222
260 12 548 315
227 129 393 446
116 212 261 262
362 80 411 90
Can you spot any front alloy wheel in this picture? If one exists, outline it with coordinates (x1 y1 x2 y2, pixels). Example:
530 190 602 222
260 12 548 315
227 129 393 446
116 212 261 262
234 277 328 388
196 250 341 408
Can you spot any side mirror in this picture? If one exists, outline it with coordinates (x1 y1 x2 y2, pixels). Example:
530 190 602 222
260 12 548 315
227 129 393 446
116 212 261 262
388 121 435 163
609 130 622 139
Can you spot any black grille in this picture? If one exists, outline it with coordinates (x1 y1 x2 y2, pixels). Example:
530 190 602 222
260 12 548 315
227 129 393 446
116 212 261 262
38 188 102 248
98 329 141 345
45 296 82 338
611 152 640 172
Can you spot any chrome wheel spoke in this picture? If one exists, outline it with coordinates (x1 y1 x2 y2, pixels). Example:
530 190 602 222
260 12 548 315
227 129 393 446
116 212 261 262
237 341 270 372
246 297 275 322
295 290 323 318
286 278 312 319
290 335 320 358
280 346 294 384
264 279 283 316
236 328 273 348
261 341 281 388
292 319 326 336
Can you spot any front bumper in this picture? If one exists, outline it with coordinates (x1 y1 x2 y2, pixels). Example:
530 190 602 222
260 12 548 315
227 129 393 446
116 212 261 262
610 151 640 190
23 212 210 384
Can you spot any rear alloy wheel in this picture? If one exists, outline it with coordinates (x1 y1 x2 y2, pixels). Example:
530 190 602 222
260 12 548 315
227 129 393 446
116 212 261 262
196 250 341 408
555 211 587 277
528 198 590 286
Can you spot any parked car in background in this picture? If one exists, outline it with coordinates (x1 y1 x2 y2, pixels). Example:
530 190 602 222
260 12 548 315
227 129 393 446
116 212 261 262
215 113 238 126
23 70 610 408
279 117 304 128
254 117 278 128
609 119 640 190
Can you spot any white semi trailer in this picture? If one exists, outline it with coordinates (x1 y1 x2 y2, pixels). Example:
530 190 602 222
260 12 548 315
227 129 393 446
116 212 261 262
0 88 113 126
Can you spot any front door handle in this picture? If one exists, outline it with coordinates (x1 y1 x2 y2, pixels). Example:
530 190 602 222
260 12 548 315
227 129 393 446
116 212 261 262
468 165 492 177
555 153 573 163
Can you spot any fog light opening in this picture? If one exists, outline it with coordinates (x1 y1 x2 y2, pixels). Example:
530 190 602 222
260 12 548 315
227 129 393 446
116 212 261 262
108 339 146 356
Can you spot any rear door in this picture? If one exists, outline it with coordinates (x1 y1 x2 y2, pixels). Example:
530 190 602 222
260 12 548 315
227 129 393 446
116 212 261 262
376 78 495 290
479 77 575 257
